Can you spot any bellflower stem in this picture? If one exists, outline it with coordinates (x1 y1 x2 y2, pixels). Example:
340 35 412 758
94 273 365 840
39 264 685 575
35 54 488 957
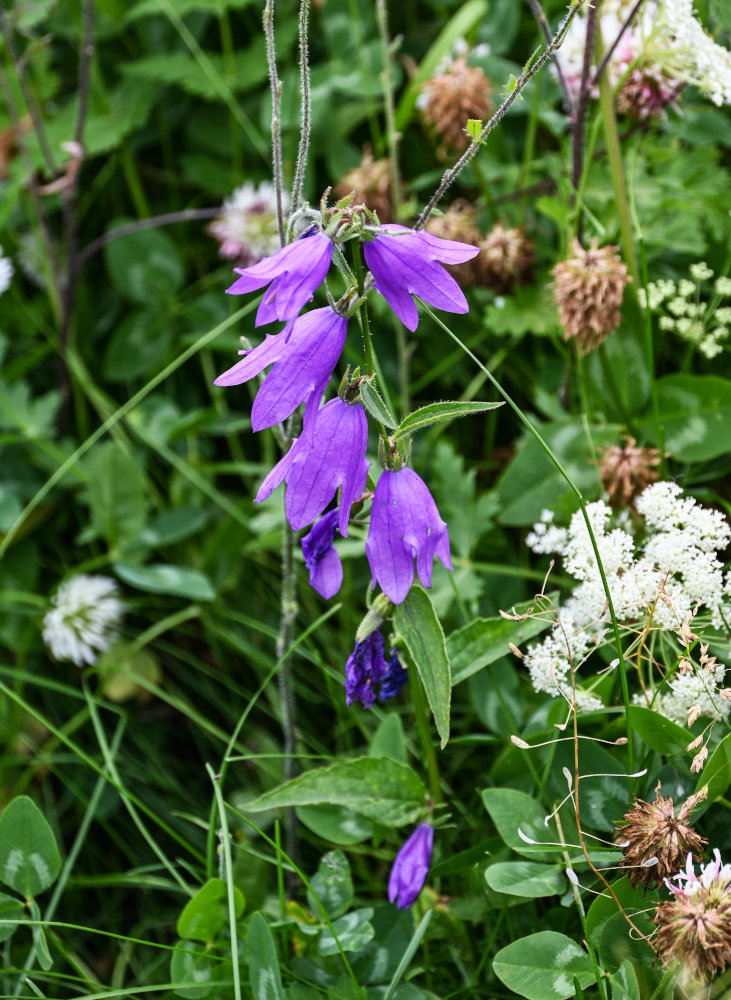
375 0 401 222
351 240 389 439
422 304 635 787
263 0 286 246
409 667 442 805
291 0 311 212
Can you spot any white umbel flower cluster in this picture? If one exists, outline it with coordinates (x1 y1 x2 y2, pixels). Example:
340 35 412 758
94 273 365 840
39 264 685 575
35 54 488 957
638 261 731 359
524 483 731 716
0 245 14 296
208 181 290 264
42 574 124 667
656 0 731 107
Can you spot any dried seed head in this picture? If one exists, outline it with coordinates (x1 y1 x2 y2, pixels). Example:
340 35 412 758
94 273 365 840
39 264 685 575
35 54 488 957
334 150 396 223
420 55 493 152
425 200 483 285
616 783 707 889
654 849 731 982
597 436 662 508
552 239 631 353
475 223 536 294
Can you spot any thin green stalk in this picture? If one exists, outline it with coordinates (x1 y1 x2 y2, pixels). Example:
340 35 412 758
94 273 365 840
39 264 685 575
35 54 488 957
206 764 242 1000
375 0 401 221
263 0 285 245
291 0 311 212
409 668 441 805
422 304 635 775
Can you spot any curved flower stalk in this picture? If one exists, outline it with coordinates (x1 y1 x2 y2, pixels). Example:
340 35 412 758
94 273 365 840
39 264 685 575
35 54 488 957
213 307 347 431
364 225 479 331
256 395 370 536
366 466 451 605
226 228 333 326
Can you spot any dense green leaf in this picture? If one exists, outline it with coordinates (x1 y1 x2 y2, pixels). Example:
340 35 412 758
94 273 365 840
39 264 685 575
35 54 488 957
114 561 216 600
176 878 244 943
609 959 641 1000
481 787 578 861
393 588 451 748
82 443 148 551
247 757 428 827
317 907 374 956
369 714 407 764
170 941 215 999
628 706 689 756
493 932 595 1000
639 374 731 461
295 805 374 846
484 862 565 898
0 797 61 899
248 913 284 1000
307 851 353 920
105 220 185 305
393 400 501 441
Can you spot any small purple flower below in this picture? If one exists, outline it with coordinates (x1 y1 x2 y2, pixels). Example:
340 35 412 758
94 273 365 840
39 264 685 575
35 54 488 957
366 467 451 605
345 629 388 708
363 225 479 331
380 648 408 701
388 824 434 909
301 510 342 600
256 395 370 535
213 307 347 431
226 228 333 326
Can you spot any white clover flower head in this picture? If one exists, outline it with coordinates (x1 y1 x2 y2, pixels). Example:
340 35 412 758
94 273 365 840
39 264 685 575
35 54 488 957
208 181 290 264
42 574 124 667
0 245 14 296
667 849 731 896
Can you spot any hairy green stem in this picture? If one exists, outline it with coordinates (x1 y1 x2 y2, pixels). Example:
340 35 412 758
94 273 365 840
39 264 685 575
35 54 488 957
375 0 401 221
263 0 285 245
291 0 311 211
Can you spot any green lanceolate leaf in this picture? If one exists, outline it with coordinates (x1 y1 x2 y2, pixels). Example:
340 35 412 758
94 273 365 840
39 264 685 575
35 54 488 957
493 932 595 1000
0 797 61 899
696 730 731 804
393 400 502 442
248 912 284 1000
393 588 451 748
246 757 428 827
360 380 397 429
113 561 216 601
176 878 245 944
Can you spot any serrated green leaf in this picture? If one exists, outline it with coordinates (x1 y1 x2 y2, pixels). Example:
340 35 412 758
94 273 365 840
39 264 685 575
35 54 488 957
0 382 60 440
360 381 397 429
246 757 428 827
393 588 451 748
248 913 284 1000
0 797 61 898
114 561 216 601
493 932 594 1000
394 401 501 441
176 879 245 943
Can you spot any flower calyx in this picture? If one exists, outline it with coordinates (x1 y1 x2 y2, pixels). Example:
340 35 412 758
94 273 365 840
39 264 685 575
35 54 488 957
338 366 366 405
379 435 410 472
355 592 394 644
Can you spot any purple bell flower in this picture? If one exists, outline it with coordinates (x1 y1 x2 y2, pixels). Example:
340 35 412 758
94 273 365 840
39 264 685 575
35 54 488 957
388 824 434 909
256 396 370 535
379 648 408 701
226 229 333 326
366 467 451 605
301 509 342 599
345 628 388 708
213 307 347 432
363 225 479 331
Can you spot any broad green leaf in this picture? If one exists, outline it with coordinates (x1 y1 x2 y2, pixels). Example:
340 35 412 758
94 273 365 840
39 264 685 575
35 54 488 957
481 788 574 861
82 442 148 551
448 597 555 684
295 805 374 846
247 757 428 827
493 932 595 1000
628 706 689 756
599 912 656 972
114 561 216 601
585 320 651 418
639 374 731 461
609 959 641 1000
0 797 61 898
393 401 502 441
393 588 451 748
44 79 155 159
350 905 412 985
0 892 24 943
484 862 565 898
176 879 245 943
248 912 284 1000
360 381 397 430
318 907 374 956
104 219 185 306
696 730 731 804
134 507 210 550
170 940 215 999
307 851 353 920
585 876 658 951
369 714 407 764
103 309 175 382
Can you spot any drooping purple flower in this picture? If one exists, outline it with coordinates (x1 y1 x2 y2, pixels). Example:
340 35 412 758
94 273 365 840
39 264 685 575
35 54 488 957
226 228 333 326
301 509 342 599
345 628 388 708
366 467 451 605
379 648 408 701
213 307 347 431
256 396 370 535
363 225 479 331
388 824 434 909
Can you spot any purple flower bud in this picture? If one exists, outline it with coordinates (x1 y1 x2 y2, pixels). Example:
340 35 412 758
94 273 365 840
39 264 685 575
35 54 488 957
388 824 434 909
213 307 347 431
345 629 388 708
366 467 451 605
363 225 479 331
379 648 408 701
256 396 370 536
226 230 333 326
301 510 342 599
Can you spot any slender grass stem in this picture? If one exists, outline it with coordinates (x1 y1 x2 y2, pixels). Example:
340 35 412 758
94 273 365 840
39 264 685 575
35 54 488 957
376 0 401 222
